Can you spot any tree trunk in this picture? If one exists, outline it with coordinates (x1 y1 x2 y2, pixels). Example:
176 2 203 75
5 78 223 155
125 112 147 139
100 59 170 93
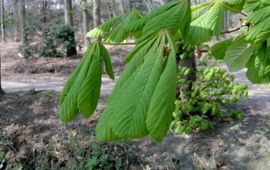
177 0 197 99
0 0 6 41
64 0 73 26
109 0 116 17
12 0 20 42
0 50 4 95
41 0 48 38
82 0 90 46
129 0 143 10
93 0 101 27
177 47 197 99
119 0 125 14
64 0 76 57
19 0 26 45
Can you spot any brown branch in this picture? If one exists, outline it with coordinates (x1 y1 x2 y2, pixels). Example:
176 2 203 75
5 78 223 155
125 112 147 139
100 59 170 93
102 42 136 45
221 27 241 34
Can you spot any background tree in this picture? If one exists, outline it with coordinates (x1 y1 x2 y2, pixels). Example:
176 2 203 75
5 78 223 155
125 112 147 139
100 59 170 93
64 0 73 26
82 0 90 46
93 0 101 28
0 49 4 94
0 0 5 41
64 0 77 56
19 0 26 45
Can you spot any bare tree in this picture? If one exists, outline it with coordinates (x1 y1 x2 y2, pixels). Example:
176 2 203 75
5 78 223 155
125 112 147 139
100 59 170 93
0 0 5 41
93 0 101 28
19 0 26 45
129 0 143 10
0 48 4 94
40 0 48 38
12 0 20 41
64 0 73 26
82 0 90 46
64 0 77 56
119 0 125 14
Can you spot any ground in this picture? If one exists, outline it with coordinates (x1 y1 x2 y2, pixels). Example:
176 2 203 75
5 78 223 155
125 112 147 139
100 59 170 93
1 41 270 169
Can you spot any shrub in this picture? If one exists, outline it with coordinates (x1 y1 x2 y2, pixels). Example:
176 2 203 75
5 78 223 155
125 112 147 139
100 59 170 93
18 44 35 58
49 25 77 57
38 25 76 57
171 56 248 134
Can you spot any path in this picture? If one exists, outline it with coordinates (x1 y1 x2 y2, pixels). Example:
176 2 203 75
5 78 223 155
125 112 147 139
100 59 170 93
2 76 115 98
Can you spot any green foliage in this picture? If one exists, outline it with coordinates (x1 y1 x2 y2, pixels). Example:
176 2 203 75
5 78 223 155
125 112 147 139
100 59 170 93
82 143 137 170
171 57 248 134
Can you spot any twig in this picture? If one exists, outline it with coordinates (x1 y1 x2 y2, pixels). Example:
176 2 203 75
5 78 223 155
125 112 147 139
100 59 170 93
102 42 136 45
221 27 241 34
240 12 248 17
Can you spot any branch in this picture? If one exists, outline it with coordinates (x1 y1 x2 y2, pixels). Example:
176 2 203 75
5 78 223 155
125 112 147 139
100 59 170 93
221 27 241 34
102 42 136 45
240 12 248 17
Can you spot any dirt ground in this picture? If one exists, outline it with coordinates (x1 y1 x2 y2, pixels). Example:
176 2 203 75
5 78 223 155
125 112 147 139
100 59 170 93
1 42 130 83
1 42 270 170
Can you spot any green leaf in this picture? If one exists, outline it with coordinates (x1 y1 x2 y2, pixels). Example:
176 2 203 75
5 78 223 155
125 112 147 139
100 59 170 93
246 42 270 83
142 0 191 40
187 12 212 44
87 16 123 39
95 35 159 141
191 2 212 21
60 46 95 122
110 37 165 139
211 38 233 60
208 1 224 36
224 39 253 72
60 43 104 122
77 50 102 117
99 43 115 79
244 0 270 12
107 10 144 43
246 6 270 25
224 0 245 12
96 30 177 142
146 39 177 142
245 5 270 44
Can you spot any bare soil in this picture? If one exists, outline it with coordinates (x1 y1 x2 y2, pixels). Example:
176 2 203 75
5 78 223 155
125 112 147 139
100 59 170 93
0 91 144 169
1 42 131 83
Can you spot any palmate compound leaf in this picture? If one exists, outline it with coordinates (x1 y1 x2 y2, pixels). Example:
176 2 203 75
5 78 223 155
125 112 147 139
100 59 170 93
96 30 177 142
60 43 114 122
